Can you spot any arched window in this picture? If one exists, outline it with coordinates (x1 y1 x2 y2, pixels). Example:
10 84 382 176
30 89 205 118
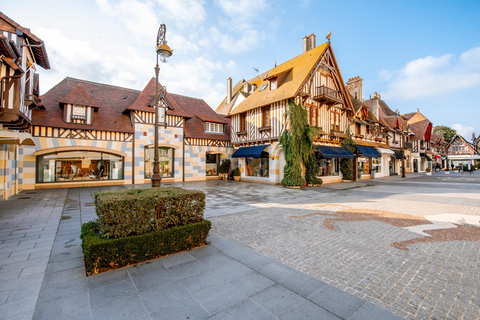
36 151 123 183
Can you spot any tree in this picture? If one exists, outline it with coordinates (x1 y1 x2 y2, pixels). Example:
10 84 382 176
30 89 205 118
280 99 321 186
340 128 356 180
433 125 456 143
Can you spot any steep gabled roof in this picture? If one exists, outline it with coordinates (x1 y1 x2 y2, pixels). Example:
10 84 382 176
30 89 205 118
382 116 408 131
228 42 330 115
59 85 98 109
173 94 230 141
125 78 190 118
447 134 479 154
0 12 50 70
34 77 139 133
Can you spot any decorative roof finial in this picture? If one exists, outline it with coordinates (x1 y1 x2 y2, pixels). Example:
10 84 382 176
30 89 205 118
326 31 331 42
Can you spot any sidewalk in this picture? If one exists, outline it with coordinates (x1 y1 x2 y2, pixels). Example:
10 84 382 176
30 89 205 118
1 184 405 319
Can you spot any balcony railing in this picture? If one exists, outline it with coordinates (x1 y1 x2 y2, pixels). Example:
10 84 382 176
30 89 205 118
312 86 343 104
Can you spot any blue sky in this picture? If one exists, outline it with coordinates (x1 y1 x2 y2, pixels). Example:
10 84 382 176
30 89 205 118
4 0 480 140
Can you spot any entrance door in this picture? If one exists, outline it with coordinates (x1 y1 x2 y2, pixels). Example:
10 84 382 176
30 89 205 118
413 159 418 172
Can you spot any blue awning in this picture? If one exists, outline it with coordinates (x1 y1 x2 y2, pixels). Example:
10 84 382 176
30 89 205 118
356 146 381 158
420 153 432 161
232 145 269 158
316 145 355 159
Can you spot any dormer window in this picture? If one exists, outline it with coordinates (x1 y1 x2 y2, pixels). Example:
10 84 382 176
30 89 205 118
72 105 86 120
65 104 92 124
269 78 277 91
204 122 224 133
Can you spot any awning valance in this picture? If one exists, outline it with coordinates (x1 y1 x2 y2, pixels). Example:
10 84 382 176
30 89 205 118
356 146 381 158
376 148 395 155
232 145 269 158
316 145 355 159
420 153 432 161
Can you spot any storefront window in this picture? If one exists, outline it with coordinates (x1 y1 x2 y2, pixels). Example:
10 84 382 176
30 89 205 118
144 147 174 178
206 153 219 176
36 151 123 183
246 157 269 177
358 158 369 174
317 158 340 176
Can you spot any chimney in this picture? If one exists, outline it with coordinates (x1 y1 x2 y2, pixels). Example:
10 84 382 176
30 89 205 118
227 77 232 103
303 33 316 53
243 82 249 93
346 76 363 101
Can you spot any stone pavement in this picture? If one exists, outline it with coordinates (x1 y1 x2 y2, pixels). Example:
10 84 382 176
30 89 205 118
1 171 479 319
211 172 480 320
0 183 403 320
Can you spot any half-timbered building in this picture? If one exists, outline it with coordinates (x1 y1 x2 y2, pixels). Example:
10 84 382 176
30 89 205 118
0 12 50 199
217 34 358 184
401 111 433 172
28 77 232 189
446 134 479 169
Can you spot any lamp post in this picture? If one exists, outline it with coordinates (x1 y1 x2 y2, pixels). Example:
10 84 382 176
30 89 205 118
152 24 173 188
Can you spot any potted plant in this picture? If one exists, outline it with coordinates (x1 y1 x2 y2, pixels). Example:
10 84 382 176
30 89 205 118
445 167 450 174
219 159 231 180
426 168 432 175
233 167 241 181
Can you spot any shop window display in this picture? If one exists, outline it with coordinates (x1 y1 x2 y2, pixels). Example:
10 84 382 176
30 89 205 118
144 147 174 178
246 157 269 177
206 153 219 176
36 151 123 183
316 158 340 176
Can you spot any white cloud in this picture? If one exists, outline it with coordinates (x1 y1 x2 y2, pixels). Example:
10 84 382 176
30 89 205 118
216 0 267 27
209 27 264 53
452 124 475 140
160 57 233 109
95 0 158 41
382 47 480 100
157 0 206 26
460 46 480 70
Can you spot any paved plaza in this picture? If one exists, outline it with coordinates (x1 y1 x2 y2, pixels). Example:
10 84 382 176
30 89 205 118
0 171 479 319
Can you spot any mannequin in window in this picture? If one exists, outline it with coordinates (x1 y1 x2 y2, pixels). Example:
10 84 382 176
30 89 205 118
71 164 79 180
97 161 105 179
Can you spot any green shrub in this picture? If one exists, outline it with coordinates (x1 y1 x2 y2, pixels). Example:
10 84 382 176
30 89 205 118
219 159 231 173
94 187 205 238
234 167 240 176
305 152 322 185
81 220 211 274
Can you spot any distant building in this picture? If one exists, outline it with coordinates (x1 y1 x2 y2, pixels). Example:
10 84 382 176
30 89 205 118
446 134 479 169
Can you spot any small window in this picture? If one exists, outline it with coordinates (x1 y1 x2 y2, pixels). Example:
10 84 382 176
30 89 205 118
239 113 246 131
204 122 224 133
269 79 277 90
262 107 270 127
259 84 268 92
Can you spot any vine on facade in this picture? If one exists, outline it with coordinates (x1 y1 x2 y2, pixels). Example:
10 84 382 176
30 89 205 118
280 99 322 186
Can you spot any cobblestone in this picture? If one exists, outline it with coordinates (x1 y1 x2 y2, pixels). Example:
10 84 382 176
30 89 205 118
211 178 480 319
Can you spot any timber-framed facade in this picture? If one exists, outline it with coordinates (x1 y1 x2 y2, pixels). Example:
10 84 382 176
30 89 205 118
26 77 233 189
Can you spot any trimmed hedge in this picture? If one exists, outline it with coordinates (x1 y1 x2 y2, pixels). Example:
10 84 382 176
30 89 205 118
81 219 211 274
94 187 205 238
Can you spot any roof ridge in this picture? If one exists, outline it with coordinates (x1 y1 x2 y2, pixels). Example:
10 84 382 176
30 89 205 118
169 92 206 102
65 77 141 93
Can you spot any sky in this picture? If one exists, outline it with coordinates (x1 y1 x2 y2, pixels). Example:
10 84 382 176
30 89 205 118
4 0 480 141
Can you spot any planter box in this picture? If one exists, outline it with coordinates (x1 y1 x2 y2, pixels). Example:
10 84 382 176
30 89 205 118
426 172 432 175
342 180 352 182
445 171 450 174
234 176 240 181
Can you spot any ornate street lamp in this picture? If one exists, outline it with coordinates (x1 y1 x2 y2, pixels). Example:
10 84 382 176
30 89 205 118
152 24 173 188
